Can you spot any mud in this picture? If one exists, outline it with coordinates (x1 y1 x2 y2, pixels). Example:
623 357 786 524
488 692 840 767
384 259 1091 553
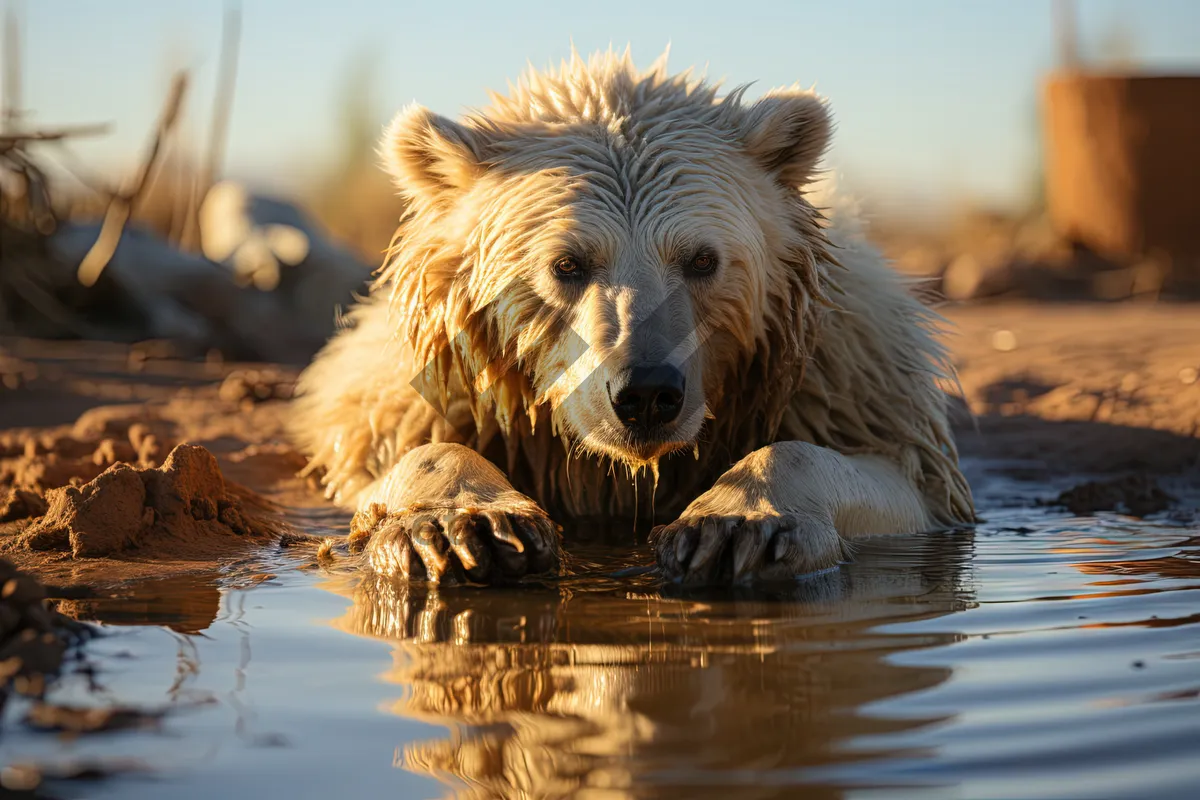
1050 474 1176 517
0 559 86 703
0 440 295 587
948 305 1200 511
11 444 273 559
0 342 319 589
0 757 151 797
1 488 47 523
23 701 165 735
950 305 1200 451
218 367 296 408
0 408 174 501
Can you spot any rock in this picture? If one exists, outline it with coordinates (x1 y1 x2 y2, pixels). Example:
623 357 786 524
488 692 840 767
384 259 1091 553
197 181 371 361
49 223 224 346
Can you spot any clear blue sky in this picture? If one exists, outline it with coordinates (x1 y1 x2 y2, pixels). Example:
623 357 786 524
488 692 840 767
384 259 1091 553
12 0 1200 215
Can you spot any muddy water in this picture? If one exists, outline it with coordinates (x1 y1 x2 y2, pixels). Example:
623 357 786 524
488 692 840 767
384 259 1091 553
3 502 1199 798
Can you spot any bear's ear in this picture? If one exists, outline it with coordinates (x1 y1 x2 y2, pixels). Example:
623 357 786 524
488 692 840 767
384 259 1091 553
381 104 491 199
740 89 832 187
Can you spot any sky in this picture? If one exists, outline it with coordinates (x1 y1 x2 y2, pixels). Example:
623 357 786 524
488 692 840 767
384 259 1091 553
9 0 1200 216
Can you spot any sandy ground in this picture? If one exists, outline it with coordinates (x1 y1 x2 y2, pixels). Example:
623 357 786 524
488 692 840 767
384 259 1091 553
946 304 1200 509
0 302 1197 591
0 342 322 588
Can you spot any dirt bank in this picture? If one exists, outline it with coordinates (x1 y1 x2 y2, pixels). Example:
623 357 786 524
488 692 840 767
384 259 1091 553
949 305 1200 444
8 443 277 558
946 304 1200 507
0 342 324 589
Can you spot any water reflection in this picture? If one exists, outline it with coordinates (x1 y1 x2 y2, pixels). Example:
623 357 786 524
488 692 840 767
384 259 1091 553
329 530 977 798
51 571 225 634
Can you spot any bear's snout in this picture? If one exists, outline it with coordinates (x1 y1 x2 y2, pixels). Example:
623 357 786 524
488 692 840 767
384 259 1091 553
608 365 686 434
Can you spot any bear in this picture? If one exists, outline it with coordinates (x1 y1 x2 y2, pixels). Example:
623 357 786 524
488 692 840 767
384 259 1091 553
290 49 976 586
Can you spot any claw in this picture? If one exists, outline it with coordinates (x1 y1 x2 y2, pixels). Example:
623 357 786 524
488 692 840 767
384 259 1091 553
483 510 525 553
362 501 559 585
397 534 426 581
482 510 527 577
685 517 733 584
675 526 698 568
369 518 423 580
732 519 771 584
396 538 414 580
411 516 449 582
442 513 477 570
446 514 492 581
773 528 796 562
651 525 679 575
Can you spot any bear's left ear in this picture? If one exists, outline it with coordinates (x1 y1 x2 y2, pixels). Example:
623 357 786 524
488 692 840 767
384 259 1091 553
380 103 493 201
740 89 832 187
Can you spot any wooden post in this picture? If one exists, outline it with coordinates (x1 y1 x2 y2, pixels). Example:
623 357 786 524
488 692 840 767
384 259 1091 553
1042 73 1200 287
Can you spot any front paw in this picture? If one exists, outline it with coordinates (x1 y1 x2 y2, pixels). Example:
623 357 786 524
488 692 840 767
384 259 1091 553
652 514 845 585
353 501 560 585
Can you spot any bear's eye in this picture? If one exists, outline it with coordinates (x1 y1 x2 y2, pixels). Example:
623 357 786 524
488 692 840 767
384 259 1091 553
687 250 719 276
552 256 583 278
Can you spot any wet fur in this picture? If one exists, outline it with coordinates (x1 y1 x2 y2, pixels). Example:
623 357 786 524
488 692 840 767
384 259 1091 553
290 50 975 582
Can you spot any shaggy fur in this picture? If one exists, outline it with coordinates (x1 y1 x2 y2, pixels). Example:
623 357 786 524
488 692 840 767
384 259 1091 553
291 49 975 584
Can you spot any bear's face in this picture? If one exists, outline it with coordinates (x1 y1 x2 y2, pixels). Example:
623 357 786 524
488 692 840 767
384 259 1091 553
381 65 831 468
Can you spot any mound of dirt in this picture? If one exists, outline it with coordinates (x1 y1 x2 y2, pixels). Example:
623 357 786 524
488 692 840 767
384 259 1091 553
1050 474 1176 518
1 488 48 523
0 406 173 499
0 558 85 700
8 444 274 561
218 368 295 408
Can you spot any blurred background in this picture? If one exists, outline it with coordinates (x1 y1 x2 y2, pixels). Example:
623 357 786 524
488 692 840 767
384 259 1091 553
1 0 1198 364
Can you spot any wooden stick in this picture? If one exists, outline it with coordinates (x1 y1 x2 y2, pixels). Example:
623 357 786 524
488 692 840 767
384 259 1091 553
0 123 111 151
76 72 189 287
180 2 242 251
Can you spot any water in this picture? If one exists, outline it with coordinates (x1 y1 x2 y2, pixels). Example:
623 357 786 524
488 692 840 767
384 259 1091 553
2 501 1198 799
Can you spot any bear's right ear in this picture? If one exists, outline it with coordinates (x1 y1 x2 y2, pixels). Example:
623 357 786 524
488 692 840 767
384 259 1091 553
381 104 490 200
739 89 832 188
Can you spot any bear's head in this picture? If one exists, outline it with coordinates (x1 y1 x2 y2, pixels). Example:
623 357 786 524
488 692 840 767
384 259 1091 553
379 52 835 472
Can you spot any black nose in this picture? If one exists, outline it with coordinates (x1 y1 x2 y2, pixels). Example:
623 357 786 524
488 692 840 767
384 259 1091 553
611 365 686 431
